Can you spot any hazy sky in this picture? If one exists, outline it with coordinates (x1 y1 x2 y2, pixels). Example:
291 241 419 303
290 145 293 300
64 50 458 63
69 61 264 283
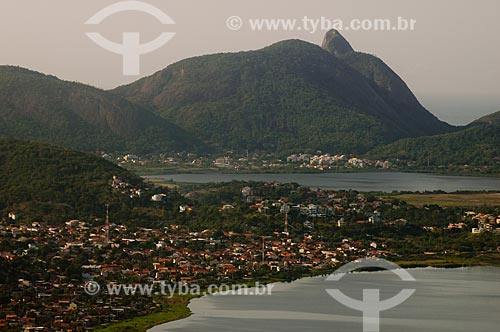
1 0 499 125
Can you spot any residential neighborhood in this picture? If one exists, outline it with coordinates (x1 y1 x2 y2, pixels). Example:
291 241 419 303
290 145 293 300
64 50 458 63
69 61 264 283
1 180 499 331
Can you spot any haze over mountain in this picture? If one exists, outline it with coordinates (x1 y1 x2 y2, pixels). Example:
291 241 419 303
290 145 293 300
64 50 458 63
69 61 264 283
3 30 496 163
114 29 453 154
0 66 200 154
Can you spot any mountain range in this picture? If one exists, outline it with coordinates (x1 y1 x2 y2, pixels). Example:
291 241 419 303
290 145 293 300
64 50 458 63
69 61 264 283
0 30 498 166
113 30 453 153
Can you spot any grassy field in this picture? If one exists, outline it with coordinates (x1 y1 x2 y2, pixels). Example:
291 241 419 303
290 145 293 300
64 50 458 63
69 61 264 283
395 252 500 268
123 163 218 176
96 295 194 332
379 193 500 207
143 177 180 188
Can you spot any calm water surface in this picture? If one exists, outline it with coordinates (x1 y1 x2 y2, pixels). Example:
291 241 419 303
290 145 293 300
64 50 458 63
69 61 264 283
150 267 500 332
145 171 500 192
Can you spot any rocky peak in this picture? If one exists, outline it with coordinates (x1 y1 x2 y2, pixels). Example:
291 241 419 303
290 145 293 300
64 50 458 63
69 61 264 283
321 29 354 57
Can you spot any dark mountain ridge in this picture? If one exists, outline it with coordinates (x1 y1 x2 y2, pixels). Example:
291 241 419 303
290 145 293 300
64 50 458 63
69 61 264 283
0 66 201 153
113 30 454 154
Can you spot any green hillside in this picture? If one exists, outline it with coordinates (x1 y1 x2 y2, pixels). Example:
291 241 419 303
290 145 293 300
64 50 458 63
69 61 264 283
114 30 453 154
366 120 500 167
0 66 200 154
0 138 144 222
472 110 500 126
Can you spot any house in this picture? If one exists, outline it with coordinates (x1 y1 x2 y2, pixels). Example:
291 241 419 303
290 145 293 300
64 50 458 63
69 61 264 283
214 157 231 166
179 205 192 213
301 204 320 217
151 194 167 202
385 218 408 226
0 251 15 260
241 186 253 197
447 223 466 230
221 204 235 211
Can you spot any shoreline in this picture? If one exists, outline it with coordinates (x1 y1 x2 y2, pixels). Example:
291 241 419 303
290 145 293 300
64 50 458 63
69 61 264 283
150 264 500 331
141 169 500 182
141 171 500 194
132 166 500 179
99 259 500 332
96 295 196 332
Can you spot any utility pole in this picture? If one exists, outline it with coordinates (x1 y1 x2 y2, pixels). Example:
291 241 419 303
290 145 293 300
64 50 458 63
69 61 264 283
105 204 110 244
285 212 288 234
261 237 265 262
280 204 290 235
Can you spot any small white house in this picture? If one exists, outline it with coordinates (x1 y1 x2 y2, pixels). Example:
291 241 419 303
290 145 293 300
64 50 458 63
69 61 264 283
151 194 167 202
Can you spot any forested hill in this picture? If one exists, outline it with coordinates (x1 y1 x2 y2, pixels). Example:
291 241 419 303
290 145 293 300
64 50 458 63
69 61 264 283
366 112 500 167
113 29 453 154
471 110 500 126
0 138 144 222
0 66 201 154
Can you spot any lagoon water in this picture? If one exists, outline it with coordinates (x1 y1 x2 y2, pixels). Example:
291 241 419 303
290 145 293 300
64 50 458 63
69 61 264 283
150 267 500 332
146 171 500 192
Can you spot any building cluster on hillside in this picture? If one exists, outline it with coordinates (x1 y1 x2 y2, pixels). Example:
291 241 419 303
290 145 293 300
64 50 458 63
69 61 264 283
286 153 392 170
467 212 500 234
111 176 143 198
208 153 393 170
103 150 394 172
420 211 500 234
